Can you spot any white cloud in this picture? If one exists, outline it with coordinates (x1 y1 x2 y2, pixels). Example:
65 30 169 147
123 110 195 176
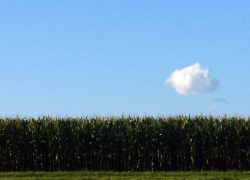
209 103 218 112
165 63 218 95
209 98 229 112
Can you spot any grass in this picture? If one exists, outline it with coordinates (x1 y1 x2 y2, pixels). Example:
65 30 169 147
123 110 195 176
0 171 249 180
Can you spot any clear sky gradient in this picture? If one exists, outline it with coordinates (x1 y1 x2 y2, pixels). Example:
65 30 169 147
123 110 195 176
1 1 250 118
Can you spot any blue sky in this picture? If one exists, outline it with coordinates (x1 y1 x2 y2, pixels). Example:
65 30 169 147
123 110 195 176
1 1 250 118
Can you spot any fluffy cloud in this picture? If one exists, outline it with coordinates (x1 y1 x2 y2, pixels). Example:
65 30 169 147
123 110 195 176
165 63 218 95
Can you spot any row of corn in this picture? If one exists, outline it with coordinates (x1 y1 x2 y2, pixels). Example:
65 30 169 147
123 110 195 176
0 115 250 171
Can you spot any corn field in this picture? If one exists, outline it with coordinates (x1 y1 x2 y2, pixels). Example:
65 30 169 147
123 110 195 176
0 115 250 172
